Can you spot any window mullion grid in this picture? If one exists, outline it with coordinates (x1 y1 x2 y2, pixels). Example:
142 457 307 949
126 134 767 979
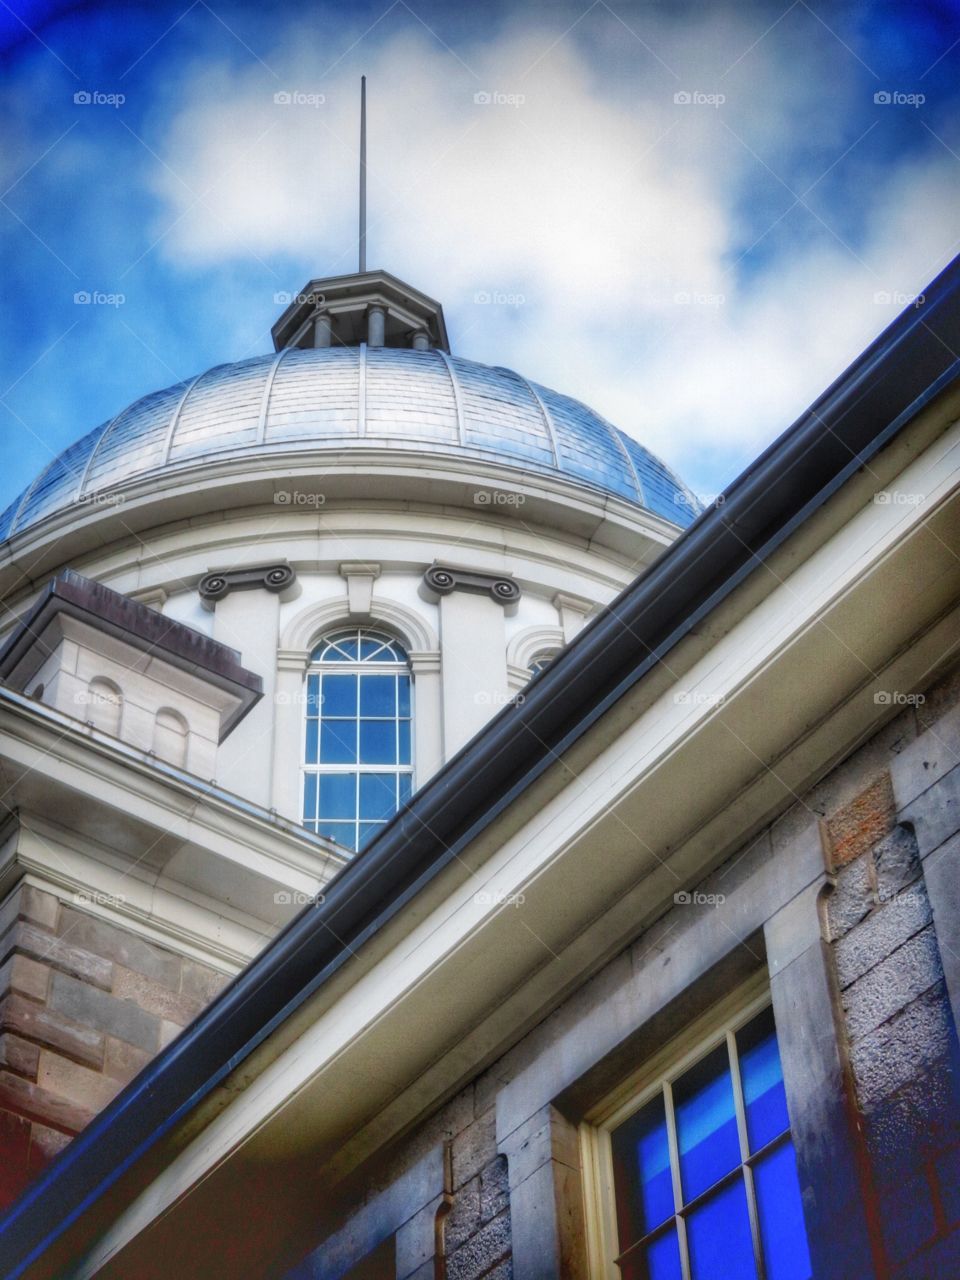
728 1028 766 1280
662 1080 691 1280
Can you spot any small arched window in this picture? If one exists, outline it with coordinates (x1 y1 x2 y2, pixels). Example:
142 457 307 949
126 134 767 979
527 651 558 678
153 708 189 768
302 628 413 852
86 677 122 736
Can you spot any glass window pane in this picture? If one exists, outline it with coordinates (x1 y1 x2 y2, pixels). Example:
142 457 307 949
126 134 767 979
360 635 386 660
316 819 357 849
398 676 411 717
399 773 413 804
306 674 321 715
686 1176 758 1280
754 1141 812 1280
360 720 396 764
611 1093 674 1248
321 720 357 764
359 821 385 847
398 720 412 765
674 1043 741 1202
318 773 356 819
302 773 317 820
359 773 398 820
737 1008 790 1152
322 674 358 717
360 675 396 716
620 1227 683 1280
304 719 319 764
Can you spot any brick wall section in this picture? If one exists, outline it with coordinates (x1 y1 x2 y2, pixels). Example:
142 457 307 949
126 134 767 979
444 1110 512 1280
0 884 229 1210
822 673 960 1277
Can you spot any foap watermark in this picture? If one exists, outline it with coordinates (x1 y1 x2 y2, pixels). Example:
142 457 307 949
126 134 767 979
273 889 326 906
674 890 725 907
474 489 526 507
878 886 926 908
874 290 925 308
874 90 925 108
274 490 326 507
674 690 725 708
74 290 125 307
874 690 926 707
474 689 524 708
74 889 126 908
474 888 526 907
74 90 125 108
674 290 725 307
474 289 525 307
473 90 525 107
874 490 924 506
274 290 325 307
674 90 725 108
273 90 325 107
75 491 125 509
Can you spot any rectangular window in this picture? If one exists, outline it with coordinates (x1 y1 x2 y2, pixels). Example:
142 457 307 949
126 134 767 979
584 985 812 1280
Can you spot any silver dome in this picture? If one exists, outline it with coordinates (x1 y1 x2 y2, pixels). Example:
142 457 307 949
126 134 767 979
1 347 701 538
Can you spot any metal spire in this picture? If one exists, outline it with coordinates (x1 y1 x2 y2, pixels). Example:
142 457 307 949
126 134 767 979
359 75 367 273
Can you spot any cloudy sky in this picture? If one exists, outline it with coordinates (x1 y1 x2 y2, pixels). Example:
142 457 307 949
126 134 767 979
1 0 958 514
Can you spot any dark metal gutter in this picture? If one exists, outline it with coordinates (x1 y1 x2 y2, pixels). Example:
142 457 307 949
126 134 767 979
3 257 960 1278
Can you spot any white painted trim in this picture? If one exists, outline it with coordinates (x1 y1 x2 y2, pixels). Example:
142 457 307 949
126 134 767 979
280 593 439 655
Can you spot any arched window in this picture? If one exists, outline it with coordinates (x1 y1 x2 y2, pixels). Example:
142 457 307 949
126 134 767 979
86 677 122 736
153 708 189 768
302 628 413 852
527 650 558 678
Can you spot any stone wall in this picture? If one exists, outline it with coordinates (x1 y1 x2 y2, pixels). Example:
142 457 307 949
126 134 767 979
0 883 228 1209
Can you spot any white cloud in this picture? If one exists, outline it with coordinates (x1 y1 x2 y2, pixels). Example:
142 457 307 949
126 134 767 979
146 14 960 494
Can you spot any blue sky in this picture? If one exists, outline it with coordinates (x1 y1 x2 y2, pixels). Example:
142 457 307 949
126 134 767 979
2 0 959 515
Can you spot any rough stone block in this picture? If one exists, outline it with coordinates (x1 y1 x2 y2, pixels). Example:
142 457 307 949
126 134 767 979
849 983 956 1108
874 825 922 901
103 1035 152 1084
0 1032 39 1079
903 762 960 859
445 1211 511 1280
28 1121 71 1170
48 972 160 1054
826 773 895 869
20 886 60 932
823 856 873 940
918 661 960 728
112 965 204 1026
0 992 104 1069
2 921 113 990
452 1107 497 1191
842 926 944 1042
834 887 932 989
37 1050 122 1113
480 1156 509 1224
56 908 181 990
180 958 229 1005
0 953 50 1003
444 1177 480 1254
0 1069 93 1135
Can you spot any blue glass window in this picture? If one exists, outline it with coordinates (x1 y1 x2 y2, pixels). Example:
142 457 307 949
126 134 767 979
302 629 414 852
608 1005 811 1280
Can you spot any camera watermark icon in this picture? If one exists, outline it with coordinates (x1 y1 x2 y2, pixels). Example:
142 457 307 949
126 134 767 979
274 490 326 507
673 890 725 906
873 290 925 308
74 889 127 907
874 690 926 707
473 90 525 106
273 889 326 906
473 290 526 307
74 90 125 108
474 689 524 707
674 690 725 707
474 490 526 507
674 290 725 307
273 91 325 107
874 90 924 107
874 491 923 506
674 90 725 108
474 888 526 907
74 290 125 307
